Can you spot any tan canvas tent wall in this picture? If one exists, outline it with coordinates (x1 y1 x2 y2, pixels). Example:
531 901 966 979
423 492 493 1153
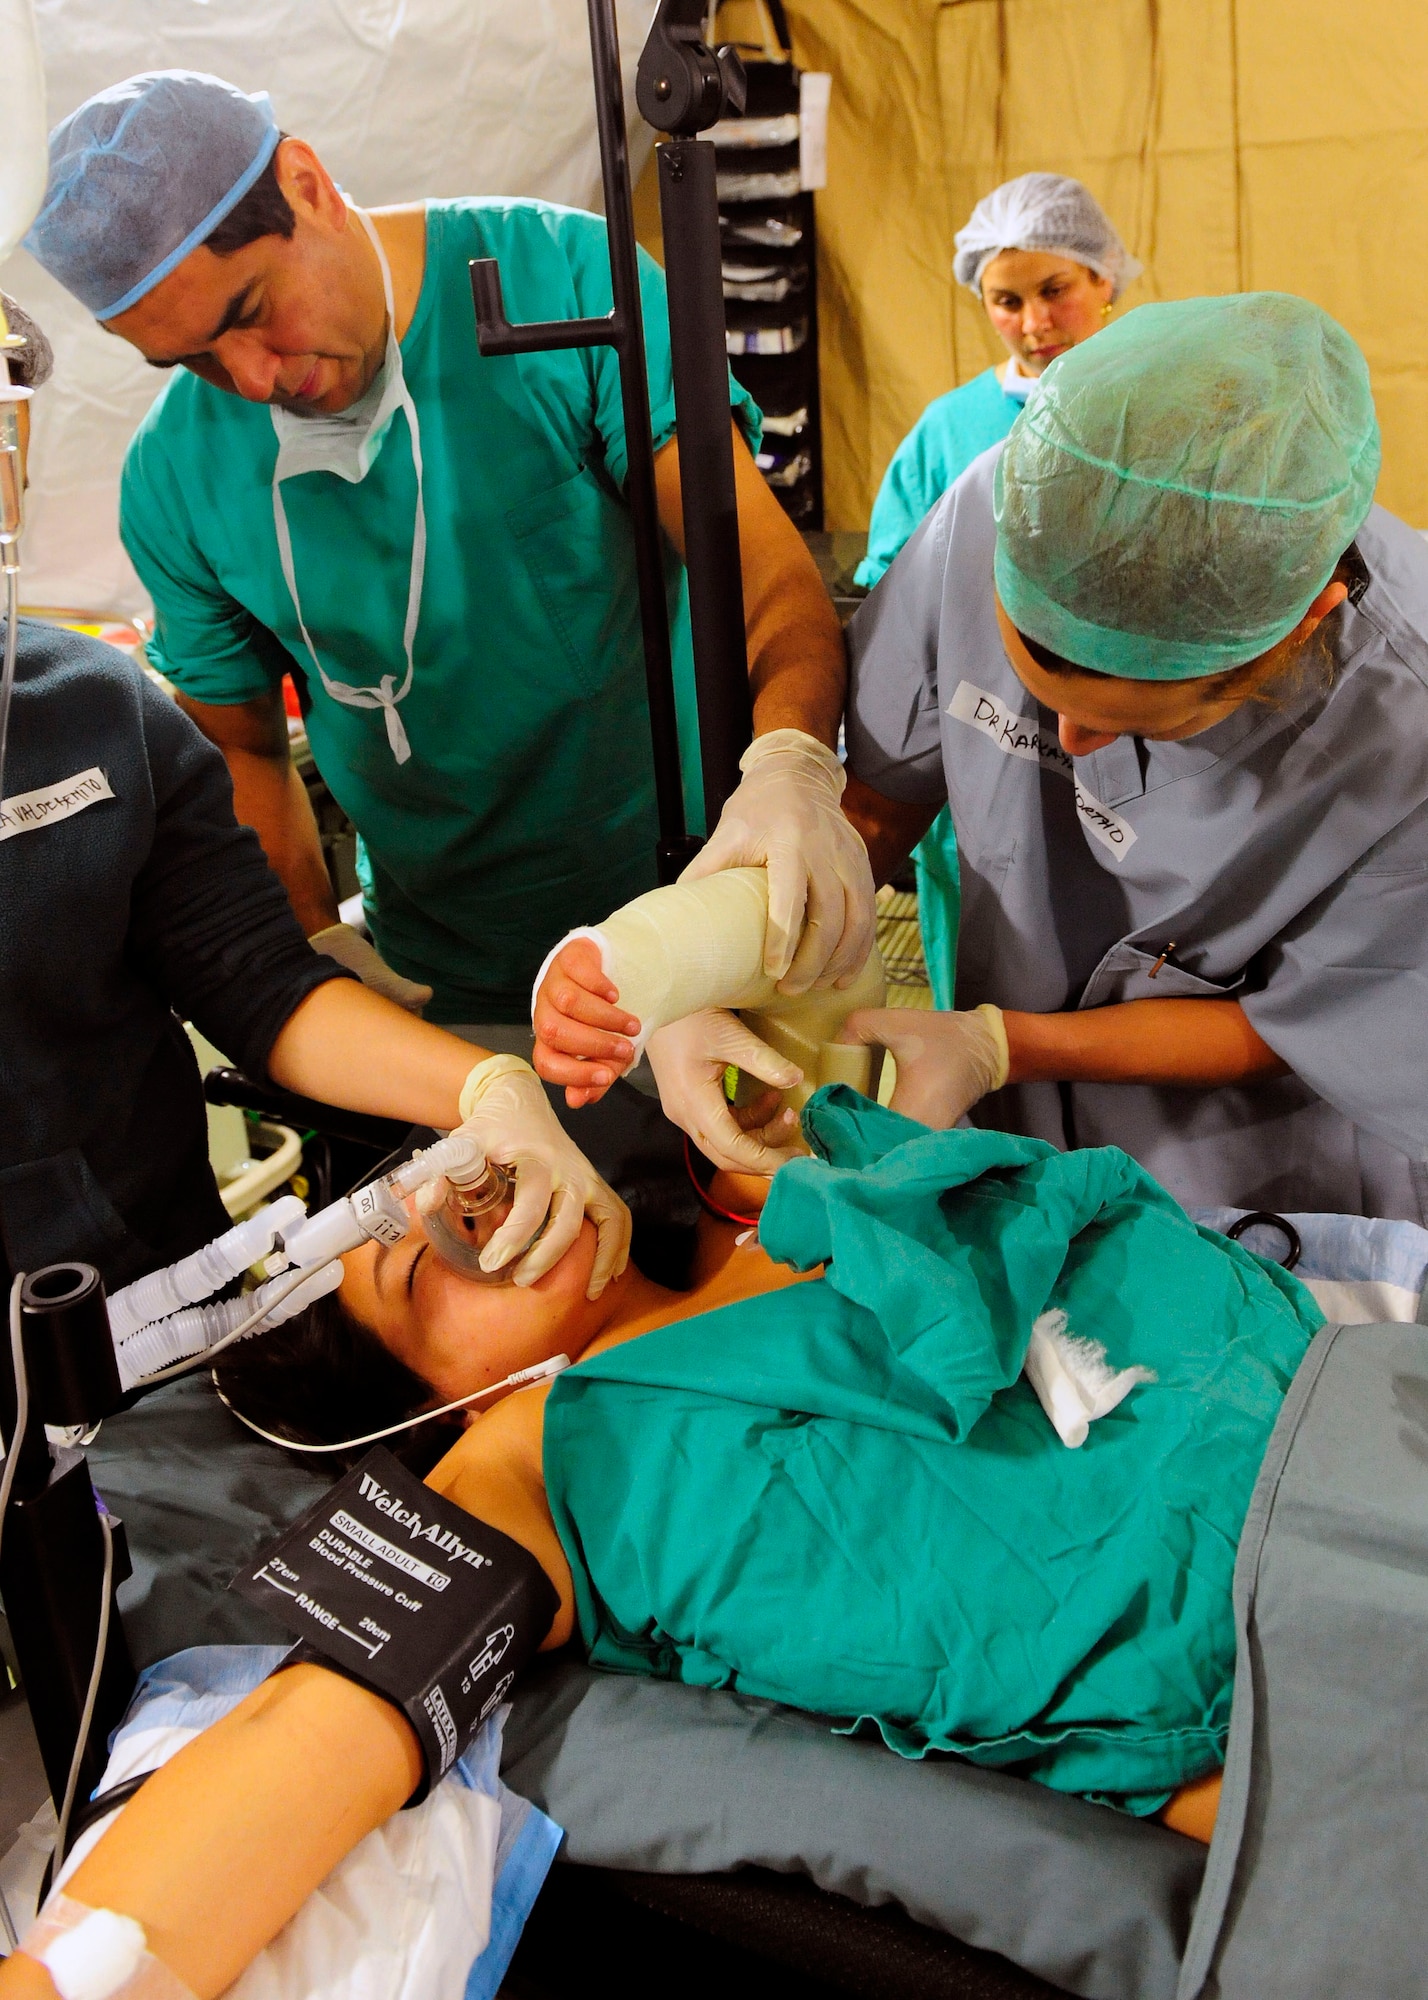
707 1 1428 532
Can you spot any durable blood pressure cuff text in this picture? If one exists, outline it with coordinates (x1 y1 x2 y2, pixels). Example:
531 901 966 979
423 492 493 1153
232 1446 558 1801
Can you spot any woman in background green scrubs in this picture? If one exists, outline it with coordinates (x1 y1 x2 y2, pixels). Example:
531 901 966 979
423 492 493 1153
856 173 1139 1007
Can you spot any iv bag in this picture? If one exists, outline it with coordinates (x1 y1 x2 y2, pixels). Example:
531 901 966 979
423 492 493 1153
0 0 47 268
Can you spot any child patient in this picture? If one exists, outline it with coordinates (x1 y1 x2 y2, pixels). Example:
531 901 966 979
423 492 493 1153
0 877 1321 2000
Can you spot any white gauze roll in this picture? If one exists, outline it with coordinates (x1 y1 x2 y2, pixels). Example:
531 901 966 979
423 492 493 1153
542 868 779 1057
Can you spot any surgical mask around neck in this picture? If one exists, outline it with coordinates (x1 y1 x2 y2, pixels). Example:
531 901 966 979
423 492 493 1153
269 324 405 485
1001 356 1039 402
269 203 426 764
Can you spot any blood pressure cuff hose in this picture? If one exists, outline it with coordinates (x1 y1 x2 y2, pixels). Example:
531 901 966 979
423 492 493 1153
232 1446 559 1803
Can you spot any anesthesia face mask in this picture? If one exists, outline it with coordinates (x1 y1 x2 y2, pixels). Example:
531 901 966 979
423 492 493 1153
419 1155 547 1284
270 1139 546 1291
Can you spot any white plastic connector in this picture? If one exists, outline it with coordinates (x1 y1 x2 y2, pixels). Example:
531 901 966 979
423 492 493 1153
107 1196 307 1344
115 1260 343 1390
388 1133 484 1193
276 1139 483 1275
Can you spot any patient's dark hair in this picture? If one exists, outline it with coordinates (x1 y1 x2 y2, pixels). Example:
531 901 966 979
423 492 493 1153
214 1287 440 1459
205 141 297 256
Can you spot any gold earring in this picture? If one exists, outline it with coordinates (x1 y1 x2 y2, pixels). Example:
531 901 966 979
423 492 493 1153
1101 301 1113 319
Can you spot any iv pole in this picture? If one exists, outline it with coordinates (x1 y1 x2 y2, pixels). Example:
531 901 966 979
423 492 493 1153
636 0 753 829
470 0 754 878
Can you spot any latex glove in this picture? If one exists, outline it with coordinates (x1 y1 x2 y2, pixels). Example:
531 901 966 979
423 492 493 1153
309 921 433 1015
646 1011 805 1175
838 1005 1009 1128
681 728 876 997
420 1054 631 1298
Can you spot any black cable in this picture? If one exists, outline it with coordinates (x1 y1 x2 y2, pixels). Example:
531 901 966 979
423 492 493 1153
0 1274 32 1938
1225 1209 1302 1272
59 1771 154 1854
1 1276 120 1888
0 1272 29 1583
52 1513 113 1867
313 1133 333 1212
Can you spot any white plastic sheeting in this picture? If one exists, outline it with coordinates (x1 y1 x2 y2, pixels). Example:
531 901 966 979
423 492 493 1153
0 0 656 612
0 0 47 267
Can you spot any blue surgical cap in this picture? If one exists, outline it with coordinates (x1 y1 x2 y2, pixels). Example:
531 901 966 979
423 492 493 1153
23 71 280 321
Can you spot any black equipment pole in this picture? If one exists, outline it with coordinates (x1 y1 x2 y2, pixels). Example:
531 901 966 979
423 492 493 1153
655 137 753 824
635 1 755 828
470 0 699 884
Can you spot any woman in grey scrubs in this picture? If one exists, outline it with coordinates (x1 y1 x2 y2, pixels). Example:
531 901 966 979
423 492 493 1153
842 292 1428 1222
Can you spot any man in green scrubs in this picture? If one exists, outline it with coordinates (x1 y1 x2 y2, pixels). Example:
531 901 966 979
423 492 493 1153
26 72 870 1110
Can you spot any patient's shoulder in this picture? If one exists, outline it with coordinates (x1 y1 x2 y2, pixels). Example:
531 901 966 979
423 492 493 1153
428 1378 551 1504
708 1167 773 1217
425 1386 576 1650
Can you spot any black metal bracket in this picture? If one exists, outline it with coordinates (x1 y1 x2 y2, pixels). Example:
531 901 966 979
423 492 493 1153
634 0 747 135
468 263 620 360
469 0 700 884
470 0 764 872
203 1066 409 1156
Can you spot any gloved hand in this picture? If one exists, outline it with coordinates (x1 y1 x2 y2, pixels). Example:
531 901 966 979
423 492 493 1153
837 1005 1009 1128
646 1011 805 1176
419 1054 631 1298
680 729 876 997
309 921 433 1015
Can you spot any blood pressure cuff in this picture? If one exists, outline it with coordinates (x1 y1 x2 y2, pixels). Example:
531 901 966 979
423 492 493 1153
231 1445 559 1802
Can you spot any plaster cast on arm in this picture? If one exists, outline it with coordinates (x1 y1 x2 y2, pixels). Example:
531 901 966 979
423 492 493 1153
534 869 778 1062
532 869 886 1111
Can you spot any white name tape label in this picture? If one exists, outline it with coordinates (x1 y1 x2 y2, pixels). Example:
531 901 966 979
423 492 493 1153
947 681 1137 860
0 766 115 843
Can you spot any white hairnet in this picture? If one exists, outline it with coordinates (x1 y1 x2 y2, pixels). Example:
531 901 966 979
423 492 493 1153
953 173 1142 300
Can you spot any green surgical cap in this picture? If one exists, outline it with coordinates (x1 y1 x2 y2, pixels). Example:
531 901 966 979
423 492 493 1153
993 293 1381 679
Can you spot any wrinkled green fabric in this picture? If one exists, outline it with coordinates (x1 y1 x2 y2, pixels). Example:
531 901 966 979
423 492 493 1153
545 1087 1322 1813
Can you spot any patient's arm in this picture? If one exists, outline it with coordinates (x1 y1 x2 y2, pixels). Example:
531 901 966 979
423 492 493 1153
0 1241 811 2000
533 936 641 1101
532 870 884 1134
1161 1770 1222 1843
1 1667 422 2000
0 1412 575 2000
